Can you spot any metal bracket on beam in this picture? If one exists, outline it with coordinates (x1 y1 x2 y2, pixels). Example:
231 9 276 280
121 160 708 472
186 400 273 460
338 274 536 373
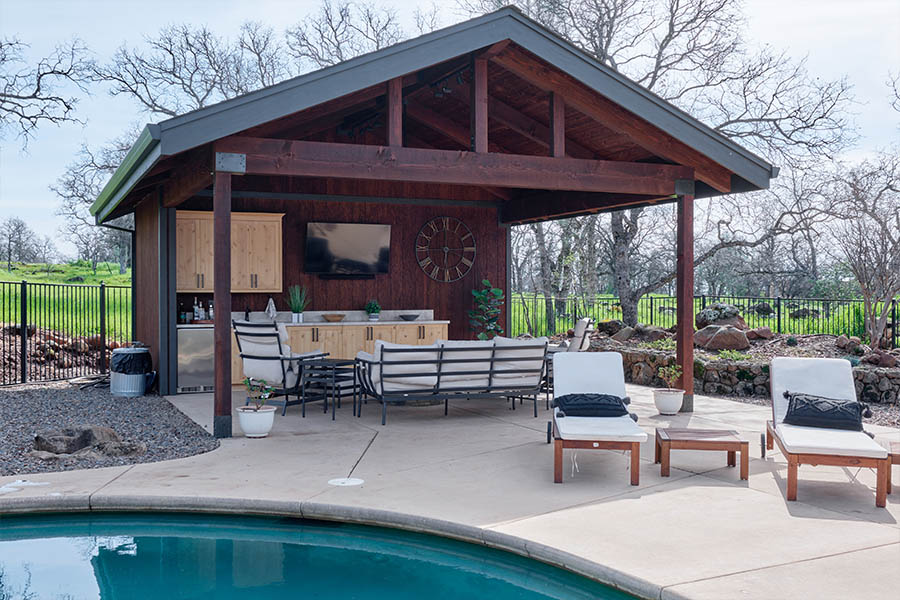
674 179 695 197
215 152 246 174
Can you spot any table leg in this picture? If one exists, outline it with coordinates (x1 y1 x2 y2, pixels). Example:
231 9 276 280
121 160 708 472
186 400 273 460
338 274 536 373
660 441 670 477
727 450 736 467
554 439 563 483
630 442 640 486
331 370 336 421
740 442 749 480
654 433 661 464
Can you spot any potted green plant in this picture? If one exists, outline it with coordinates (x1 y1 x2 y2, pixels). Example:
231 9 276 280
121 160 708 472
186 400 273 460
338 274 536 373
365 299 382 321
236 378 277 438
468 279 505 340
286 284 309 323
654 364 684 415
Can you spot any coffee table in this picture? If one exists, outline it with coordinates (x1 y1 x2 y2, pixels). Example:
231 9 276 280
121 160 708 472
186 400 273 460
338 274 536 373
888 441 900 494
655 428 749 480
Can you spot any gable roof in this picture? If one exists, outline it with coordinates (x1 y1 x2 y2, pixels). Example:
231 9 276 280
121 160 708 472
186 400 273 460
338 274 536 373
91 6 776 222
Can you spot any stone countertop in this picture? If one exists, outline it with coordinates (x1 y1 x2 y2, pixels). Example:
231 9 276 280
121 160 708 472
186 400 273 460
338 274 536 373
177 320 449 329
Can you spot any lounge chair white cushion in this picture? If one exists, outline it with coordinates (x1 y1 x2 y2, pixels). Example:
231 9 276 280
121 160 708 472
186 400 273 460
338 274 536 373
775 423 887 459
554 410 647 442
553 352 626 398
566 318 592 352
437 339 494 387
770 357 857 423
492 336 548 387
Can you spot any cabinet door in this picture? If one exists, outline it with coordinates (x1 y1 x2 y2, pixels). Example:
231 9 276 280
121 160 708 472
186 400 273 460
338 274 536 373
194 214 215 290
176 215 200 292
232 332 244 384
422 324 447 345
230 219 253 292
339 325 367 359
315 327 342 358
248 218 283 292
393 324 419 345
288 327 315 355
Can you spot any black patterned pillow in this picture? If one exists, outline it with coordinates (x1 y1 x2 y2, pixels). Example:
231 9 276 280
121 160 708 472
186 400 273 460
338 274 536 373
782 391 863 431
552 393 628 417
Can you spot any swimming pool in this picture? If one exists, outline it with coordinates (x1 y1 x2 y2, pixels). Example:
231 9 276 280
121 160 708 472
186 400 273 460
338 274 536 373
0 512 635 599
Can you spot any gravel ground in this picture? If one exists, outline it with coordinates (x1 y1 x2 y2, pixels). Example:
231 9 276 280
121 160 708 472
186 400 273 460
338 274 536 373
0 381 219 476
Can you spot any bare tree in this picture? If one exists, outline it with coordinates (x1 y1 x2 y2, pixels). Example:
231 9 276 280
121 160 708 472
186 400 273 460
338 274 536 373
285 0 403 69
0 217 37 270
463 0 854 325
0 37 92 143
826 154 900 348
33 235 57 273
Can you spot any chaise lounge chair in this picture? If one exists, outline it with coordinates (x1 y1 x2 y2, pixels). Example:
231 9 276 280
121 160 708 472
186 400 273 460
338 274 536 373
766 357 890 507
550 352 648 485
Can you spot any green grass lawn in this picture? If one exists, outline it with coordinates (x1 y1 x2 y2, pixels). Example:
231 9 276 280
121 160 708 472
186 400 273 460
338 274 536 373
1 262 132 340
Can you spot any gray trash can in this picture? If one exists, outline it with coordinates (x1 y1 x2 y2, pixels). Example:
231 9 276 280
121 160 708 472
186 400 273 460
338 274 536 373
110 347 152 397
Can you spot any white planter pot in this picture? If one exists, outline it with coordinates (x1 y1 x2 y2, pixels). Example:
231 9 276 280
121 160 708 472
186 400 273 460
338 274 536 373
291 312 303 323
236 405 277 438
368 313 380 321
653 389 685 415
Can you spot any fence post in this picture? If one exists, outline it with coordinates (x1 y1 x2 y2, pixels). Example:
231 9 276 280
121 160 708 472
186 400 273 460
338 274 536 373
701 294 707 309
776 297 782 334
99 282 107 374
649 296 654 325
19 280 27 384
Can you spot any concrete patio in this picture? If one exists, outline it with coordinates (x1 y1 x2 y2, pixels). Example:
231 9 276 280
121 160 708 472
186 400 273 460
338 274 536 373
1 386 898 599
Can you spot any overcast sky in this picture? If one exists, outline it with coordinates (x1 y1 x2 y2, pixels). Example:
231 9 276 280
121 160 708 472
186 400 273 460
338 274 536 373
1 0 898 257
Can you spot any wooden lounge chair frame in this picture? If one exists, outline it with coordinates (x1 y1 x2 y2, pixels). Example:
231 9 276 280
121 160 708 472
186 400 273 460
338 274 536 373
552 420 641 485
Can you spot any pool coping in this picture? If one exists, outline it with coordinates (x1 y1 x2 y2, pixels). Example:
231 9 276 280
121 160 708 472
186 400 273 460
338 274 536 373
0 493 660 600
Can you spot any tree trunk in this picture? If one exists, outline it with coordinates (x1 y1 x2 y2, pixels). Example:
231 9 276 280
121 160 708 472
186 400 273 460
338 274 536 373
611 210 641 326
531 223 556 334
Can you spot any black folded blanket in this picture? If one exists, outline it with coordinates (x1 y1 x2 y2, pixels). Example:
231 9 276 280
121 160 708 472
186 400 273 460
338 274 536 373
552 393 630 418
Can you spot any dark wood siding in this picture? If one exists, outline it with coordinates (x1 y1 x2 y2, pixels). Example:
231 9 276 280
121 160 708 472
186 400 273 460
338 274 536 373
179 196 507 340
134 198 160 367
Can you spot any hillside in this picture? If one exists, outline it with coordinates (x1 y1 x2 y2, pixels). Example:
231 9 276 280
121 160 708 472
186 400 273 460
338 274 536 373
0 261 131 286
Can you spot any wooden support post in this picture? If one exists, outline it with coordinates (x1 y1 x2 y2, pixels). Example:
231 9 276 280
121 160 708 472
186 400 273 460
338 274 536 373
471 58 488 153
675 184 695 412
387 77 403 147
213 171 232 438
549 92 565 158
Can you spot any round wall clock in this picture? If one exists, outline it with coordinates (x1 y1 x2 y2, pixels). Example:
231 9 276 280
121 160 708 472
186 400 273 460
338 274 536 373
415 217 476 282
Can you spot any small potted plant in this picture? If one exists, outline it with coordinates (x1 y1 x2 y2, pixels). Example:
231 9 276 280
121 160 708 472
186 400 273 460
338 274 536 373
365 299 381 321
236 378 277 438
654 364 685 415
286 284 309 323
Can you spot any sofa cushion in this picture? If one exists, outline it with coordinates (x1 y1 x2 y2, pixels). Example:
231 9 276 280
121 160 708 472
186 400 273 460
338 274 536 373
437 339 494 387
374 340 439 390
783 391 864 431
491 336 548 388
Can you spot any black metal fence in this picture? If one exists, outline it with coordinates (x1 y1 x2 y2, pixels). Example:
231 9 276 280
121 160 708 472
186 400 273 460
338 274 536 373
510 293 899 349
1 281 133 385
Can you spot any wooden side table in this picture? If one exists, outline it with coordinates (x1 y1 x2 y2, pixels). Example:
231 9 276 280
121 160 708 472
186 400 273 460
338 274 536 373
655 428 749 480
888 441 899 494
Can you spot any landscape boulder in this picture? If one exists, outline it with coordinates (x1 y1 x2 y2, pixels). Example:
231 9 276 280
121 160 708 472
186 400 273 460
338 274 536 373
596 319 626 336
863 350 897 369
746 326 774 340
611 326 635 342
752 302 775 316
695 302 747 330
34 425 120 455
836 334 850 349
640 325 670 342
694 325 750 351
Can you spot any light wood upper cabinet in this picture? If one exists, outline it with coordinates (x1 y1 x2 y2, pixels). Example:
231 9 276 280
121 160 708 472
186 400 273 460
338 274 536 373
176 211 283 293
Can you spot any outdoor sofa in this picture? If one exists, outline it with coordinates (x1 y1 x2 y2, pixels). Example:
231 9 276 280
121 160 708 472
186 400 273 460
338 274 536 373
356 336 549 425
766 356 890 507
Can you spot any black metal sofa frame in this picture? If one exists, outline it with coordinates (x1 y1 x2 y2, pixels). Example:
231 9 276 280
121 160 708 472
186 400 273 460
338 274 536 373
356 340 549 425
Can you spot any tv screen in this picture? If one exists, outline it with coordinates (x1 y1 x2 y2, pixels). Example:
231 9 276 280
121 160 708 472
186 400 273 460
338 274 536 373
305 223 391 274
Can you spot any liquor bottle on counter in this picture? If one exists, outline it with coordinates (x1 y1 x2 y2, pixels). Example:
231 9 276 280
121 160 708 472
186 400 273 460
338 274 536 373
193 297 200 321
208 300 214 320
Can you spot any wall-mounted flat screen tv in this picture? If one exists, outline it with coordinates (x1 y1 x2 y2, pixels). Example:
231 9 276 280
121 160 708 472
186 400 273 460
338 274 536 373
305 222 391 274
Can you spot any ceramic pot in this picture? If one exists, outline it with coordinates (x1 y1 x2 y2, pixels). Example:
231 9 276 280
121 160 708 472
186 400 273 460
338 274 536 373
653 389 684 415
291 312 303 323
236 405 276 438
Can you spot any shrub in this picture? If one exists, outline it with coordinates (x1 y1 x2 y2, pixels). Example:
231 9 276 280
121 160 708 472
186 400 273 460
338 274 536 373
786 336 798 346
640 338 676 351
364 299 381 314
844 355 861 367
658 364 683 389
286 284 309 313
717 349 751 361
469 279 505 340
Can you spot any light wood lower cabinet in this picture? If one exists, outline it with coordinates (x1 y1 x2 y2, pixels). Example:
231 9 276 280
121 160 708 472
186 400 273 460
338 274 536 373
231 322 449 383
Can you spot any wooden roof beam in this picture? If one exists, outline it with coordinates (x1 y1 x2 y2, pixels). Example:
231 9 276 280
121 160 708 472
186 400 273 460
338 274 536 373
214 136 694 196
162 145 213 208
502 191 673 224
491 51 732 193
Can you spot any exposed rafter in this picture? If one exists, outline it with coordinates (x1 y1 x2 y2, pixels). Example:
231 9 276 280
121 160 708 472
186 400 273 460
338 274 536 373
501 191 672 224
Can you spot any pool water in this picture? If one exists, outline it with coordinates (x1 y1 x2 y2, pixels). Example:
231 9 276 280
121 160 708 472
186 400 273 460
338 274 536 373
0 512 635 600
